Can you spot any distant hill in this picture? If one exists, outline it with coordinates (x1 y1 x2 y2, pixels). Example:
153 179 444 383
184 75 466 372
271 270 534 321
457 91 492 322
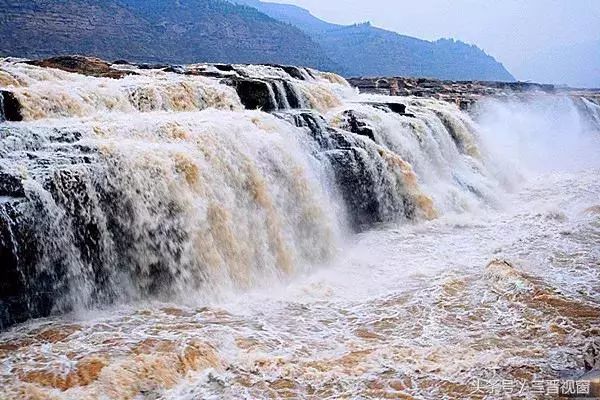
234 0 515 81
0 0 515 81
0 0 334 69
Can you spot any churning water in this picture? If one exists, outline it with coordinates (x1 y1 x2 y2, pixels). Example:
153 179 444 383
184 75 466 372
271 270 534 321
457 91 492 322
0 59 599 399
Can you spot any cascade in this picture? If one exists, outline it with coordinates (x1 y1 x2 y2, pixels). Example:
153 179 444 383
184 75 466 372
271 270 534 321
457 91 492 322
1 57 598 329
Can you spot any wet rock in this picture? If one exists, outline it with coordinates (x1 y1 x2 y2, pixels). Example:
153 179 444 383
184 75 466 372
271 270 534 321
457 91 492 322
348 76 565 111
163 65 185 74
228 78 277 111
0 170 25 197
585 341 600 371
282 81 302 109
271 81 289 109
342 110 376 141
138 63 170 70
383 102 406 114
325 148 382 229
0 199 53 330
0 91 23 122
290 111 327 138
24 56 135 79
214 64 235 72
280 110 409 230
362 102 414 117
268 64 307 80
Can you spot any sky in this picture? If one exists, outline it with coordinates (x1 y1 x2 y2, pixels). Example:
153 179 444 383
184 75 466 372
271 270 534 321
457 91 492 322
266 0 600 86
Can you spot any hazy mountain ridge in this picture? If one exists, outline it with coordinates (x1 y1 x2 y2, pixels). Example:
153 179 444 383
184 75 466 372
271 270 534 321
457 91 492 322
0 0 334 69
234 0 515 81
1 0 514 80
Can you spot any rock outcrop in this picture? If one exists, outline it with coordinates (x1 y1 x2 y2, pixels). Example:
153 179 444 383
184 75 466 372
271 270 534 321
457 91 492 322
25 56 134 79
348 76 600 111
0 91 23 122
0 56 432 328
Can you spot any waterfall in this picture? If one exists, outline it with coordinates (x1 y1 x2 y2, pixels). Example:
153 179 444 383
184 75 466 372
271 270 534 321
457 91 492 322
579 97 600 131
1 58 598 329
475 95 600 174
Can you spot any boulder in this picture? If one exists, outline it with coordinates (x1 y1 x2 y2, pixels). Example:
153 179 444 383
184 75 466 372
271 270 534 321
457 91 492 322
0 91 23 122
267 64 307 81
386 102 406 114
163 65 186 74
213 64 235 72
326 148 382 229
228 78 277 111
361 102 414 117
0 170 25 197
342 110 376 141
282 81 303 109
0 199 53 330
138 63 170 70
24 56 135 79
585 341 600 371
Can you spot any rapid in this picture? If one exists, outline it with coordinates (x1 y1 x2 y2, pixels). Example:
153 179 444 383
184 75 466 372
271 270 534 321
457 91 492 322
0 58 599 399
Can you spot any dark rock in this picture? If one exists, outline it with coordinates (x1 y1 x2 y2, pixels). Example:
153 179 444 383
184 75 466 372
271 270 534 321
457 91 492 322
279 110 406 230
24 56 135 79
342 110 376 141
271 81 289 109
48 128 83 144
279 110 331 146
0 91 23 122
138 63 170 70
214 64 235 72
282 81 302 109
348 76 568 111
0 170 25 198
228 79 277 111
585 341 600 371
361 101 414 117
325 148 381 229
162 66 186 74
268 65 307 80
185 70 224 78
0 199 53 330
458 99 473 111
386 103 406 114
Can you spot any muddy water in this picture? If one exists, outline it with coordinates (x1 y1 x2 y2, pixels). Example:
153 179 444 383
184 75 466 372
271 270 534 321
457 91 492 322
1 59 599 399
1 169 598 400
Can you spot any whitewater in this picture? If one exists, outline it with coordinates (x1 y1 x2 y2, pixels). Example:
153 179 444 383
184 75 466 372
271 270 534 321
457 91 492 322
0 59 599 399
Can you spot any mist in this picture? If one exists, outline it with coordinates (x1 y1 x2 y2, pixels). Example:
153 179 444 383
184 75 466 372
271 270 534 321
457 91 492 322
476 97 600 174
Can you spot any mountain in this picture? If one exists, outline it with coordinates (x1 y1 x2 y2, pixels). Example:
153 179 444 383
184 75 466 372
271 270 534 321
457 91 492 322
0 0 334 69
233 0 340 33
0 0 515 81
234 0 515 81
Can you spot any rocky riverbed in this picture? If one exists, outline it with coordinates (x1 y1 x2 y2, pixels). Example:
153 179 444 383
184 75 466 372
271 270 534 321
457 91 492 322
348 76 600 111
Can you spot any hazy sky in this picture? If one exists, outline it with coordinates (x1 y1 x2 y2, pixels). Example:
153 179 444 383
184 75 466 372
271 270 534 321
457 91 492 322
267 0 600 84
